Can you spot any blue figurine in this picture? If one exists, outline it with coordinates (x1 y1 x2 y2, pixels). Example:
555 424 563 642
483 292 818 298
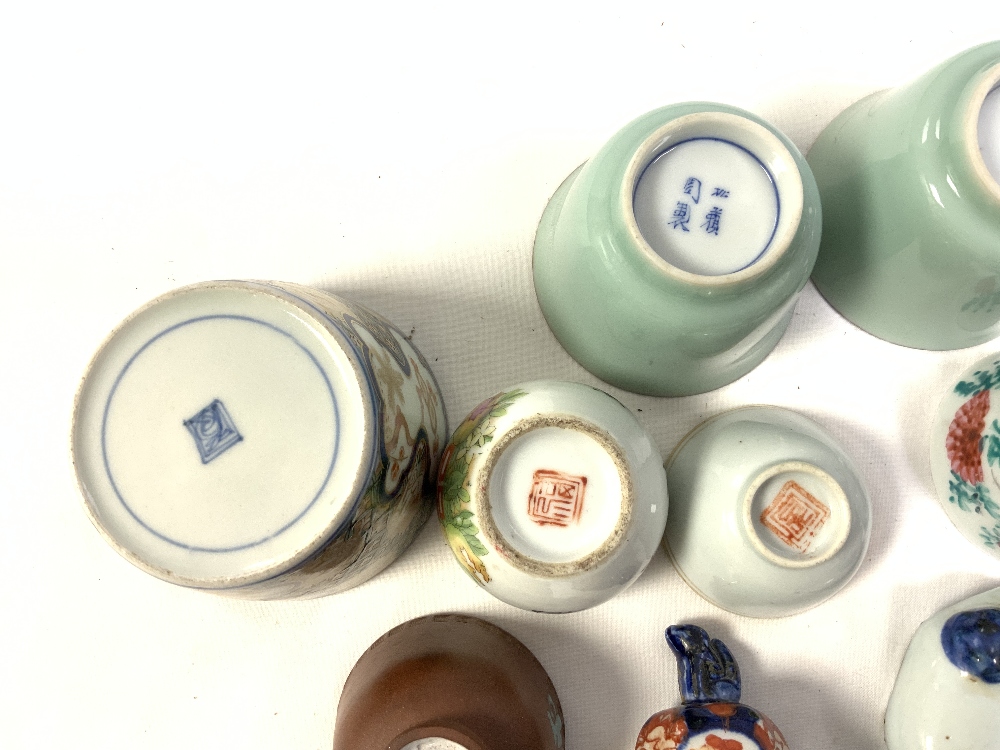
634 624 789 750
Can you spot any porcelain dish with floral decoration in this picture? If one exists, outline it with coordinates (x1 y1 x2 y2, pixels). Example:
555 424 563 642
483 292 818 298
931 353 1000 558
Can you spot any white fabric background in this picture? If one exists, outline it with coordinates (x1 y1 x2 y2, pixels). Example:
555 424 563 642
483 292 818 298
2 3 1000 749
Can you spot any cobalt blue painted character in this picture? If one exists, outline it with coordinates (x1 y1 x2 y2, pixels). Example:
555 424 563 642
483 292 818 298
711 187 730 198
702 206 723 235
184 399 243 464
683 177 702 204
670 202 692 232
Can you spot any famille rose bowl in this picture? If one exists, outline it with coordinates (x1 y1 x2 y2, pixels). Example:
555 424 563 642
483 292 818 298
635 624 789 750
72 280 446 598
334 613 565 750
663 406 871 618
436 380 667 613
931 353 1000 559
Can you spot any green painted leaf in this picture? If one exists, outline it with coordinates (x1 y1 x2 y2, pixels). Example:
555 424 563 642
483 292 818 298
980 521 1000 548
986 421 1000 468
465 534 489 556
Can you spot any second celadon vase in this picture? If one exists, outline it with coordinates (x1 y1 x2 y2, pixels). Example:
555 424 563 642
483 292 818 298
533 102 822 397
808 42 1000 349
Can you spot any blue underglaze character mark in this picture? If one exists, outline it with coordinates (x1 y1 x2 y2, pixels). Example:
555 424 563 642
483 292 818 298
184 399 243 464
683 177 702 204
670 201 692 231
941 608 1000 683
666 624 741 704
702 206 723 235
711 187 730 198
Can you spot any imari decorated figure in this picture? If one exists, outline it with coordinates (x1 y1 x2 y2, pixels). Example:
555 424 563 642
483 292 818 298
635 625 789 750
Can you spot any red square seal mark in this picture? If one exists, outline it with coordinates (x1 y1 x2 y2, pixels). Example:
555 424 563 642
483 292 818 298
760 480 830 553
527 469 587 527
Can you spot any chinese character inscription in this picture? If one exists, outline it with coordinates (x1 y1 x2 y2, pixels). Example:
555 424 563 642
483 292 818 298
668 176 729 236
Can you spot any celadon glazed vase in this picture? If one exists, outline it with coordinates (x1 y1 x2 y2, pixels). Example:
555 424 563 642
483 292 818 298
635 624 789 750
72 281 446 598
334 613 565 750
809 42 1000 349
885 587 1000 750
533 102 822 397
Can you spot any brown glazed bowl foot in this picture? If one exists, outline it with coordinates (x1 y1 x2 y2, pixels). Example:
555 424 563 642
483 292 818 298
334 614 565 750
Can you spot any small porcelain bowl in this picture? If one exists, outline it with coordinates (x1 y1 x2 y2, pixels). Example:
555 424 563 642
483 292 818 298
930 353 1000 558
437 381 668 613
663 406 871 618
885 587 1000 750
72 280 446 598
334 613 565 750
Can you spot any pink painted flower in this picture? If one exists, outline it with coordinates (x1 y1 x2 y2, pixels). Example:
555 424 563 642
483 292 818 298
947 390 990 484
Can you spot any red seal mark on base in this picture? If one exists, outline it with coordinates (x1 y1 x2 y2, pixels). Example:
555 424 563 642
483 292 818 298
528 469 587 527
760 480 830 553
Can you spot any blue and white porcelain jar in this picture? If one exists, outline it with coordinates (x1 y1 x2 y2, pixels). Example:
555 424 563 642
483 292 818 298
72 280 446 598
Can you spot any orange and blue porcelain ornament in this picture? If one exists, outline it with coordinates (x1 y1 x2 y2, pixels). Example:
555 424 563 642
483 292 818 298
635 625 789 750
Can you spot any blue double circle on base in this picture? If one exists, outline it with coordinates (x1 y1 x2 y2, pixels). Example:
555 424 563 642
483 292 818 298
100 314 340 554
635 136 781 274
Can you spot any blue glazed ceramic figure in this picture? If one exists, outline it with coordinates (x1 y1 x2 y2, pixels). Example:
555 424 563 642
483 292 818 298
941 608 1000 684
634 625 789 750
885 587 1000 750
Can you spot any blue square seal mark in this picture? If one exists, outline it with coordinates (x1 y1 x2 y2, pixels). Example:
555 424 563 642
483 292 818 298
183 399 243 464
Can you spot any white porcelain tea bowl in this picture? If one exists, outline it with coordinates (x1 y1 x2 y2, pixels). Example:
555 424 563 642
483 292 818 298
436 380 668 613
663 406 871 618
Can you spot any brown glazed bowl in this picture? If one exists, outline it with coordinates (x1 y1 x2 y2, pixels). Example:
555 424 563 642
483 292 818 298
334 614 565 750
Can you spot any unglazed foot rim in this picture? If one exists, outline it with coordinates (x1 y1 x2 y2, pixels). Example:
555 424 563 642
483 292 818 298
741 460 851 568
477 413 634 578
966 62 1000 206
